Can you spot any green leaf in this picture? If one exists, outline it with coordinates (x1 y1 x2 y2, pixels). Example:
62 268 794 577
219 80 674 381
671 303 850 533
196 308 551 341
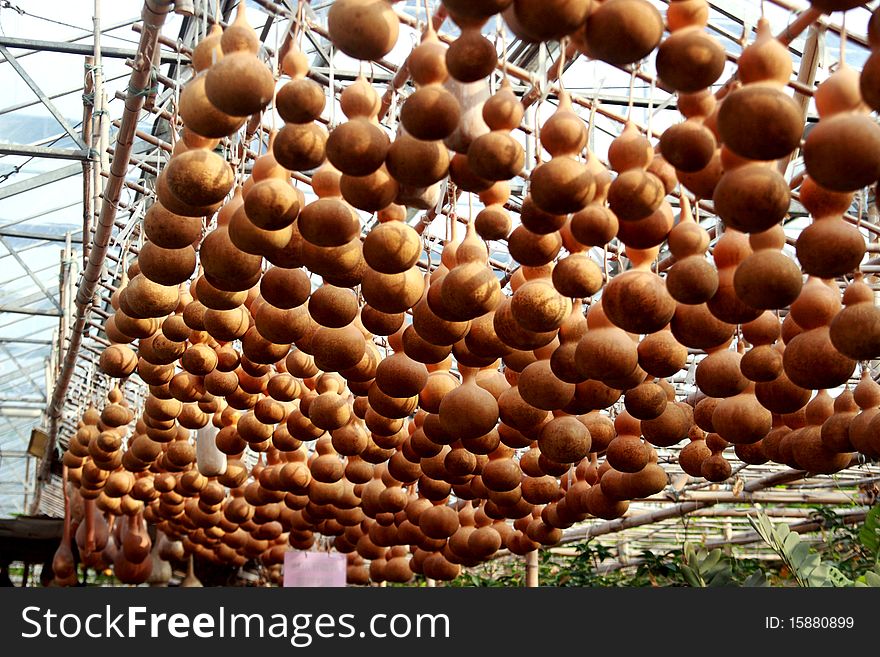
790 541 811 570
774 520 791 539
806 563 830 587
863 571 880 587
707 569 733 587
827 567 853 588
782 531 802 557
681 566 703 588
859 505 880 557
743 570 768 587
800 553 822 579
702 549 722 571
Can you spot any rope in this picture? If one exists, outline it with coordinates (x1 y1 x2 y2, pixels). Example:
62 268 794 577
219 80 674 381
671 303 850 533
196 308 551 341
127 67 159 97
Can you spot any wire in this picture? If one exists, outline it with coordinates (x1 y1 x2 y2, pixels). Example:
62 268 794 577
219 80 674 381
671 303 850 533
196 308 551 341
1 1 141 46
0 119 85 183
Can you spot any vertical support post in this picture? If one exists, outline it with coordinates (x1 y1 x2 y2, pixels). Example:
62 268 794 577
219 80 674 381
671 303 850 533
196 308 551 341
93 0 109 242
779 24 821 174
525 550 538 587
723 520 734 556
618 538 630 566
56 232 73 392
82 56 94 267
23 453 31 514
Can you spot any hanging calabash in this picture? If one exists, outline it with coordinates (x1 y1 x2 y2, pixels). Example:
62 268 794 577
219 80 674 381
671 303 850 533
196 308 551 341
327 77 390 176
602 245 675 335
204 9 274 118
733 225 803 310
327 0 399 62
580 0 664 66
401 23 461 141
178 73 247 139
143 203 203 249
655 27 726 93
803 64 880 192
829 275 880 361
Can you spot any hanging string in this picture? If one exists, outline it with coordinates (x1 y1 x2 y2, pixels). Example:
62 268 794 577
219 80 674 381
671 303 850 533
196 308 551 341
445 194 451 243
292 0 305 46
422 0 431 29
857 187 864 233
170 45 181 149
556 37 568 93
449 184 458 243
328 43 336 127
271 8 280 135
586 80 602 153
534 93 543 165
626 64 637 122
603 244 609 287
423 229 433 274
498 9 509 84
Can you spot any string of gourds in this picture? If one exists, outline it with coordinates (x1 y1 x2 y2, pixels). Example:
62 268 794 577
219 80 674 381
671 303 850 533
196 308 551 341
56 0 880 586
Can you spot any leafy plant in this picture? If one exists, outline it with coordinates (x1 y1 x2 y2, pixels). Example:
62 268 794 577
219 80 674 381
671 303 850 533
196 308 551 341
807 505 873 580
546 542 629 587
858 504 880 565
630 548 683 586
447 556 526 587
447 507 880 588
851 504 880 586
750 511 852 587
680 544 734 587
853 568 880 587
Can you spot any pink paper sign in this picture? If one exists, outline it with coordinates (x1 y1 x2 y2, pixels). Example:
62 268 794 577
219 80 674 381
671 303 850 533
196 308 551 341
283 551 347 588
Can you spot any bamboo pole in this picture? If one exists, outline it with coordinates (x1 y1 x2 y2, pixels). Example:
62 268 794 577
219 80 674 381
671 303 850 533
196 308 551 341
525 550 539 587
33 0 174 513
582 509 869 575
81 56 94 267
638 490 861 505
558 466 840 544
779 23 821 175
765 0 867 48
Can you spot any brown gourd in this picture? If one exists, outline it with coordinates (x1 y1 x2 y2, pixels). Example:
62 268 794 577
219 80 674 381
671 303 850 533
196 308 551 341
602 244 675 335
804 63 880 192
829 274 880 361
327 0 399 61
580 0 664 66
782 277 856 391
467 79 525 182
400 23 461 141
733 224 803 310
529 92 594 215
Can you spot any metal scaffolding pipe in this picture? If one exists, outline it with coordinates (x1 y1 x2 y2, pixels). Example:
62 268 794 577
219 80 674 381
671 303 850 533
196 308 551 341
33 0 174 511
